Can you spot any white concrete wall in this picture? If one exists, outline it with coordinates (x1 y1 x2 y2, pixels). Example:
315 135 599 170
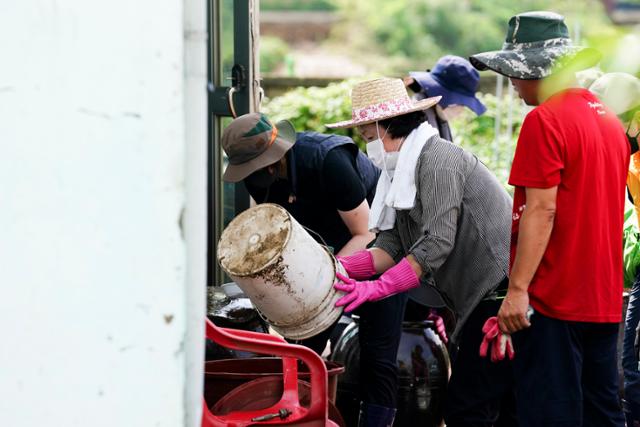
183 0 208 424
0 1 206 426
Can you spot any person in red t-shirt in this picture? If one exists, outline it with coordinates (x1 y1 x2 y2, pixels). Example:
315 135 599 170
472 12 629 427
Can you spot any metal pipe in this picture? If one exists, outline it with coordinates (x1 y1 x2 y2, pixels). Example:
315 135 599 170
494 74 504 167
208 0 224 286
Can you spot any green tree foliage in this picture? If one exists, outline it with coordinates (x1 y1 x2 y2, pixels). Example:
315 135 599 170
261 0 335 11
328 0 612 73
262 79 360 142
260 37 291 73
449 92 525 189
262 80 524 188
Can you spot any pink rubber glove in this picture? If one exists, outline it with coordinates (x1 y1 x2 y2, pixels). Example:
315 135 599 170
334 258 420 312
479 317 514 363
337 250 377 280
427 309 448 344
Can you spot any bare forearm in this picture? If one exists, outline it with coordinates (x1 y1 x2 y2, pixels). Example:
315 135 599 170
369 248 397 274
510 204 555 291
336 232 376 257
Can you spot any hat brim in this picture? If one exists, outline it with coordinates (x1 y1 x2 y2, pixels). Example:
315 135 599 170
222 120 296 183
410 72 487 115
409 281 447 308
470 46 601 80
325 96 441 129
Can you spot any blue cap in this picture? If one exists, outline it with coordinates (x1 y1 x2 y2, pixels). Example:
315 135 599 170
410 55 486 116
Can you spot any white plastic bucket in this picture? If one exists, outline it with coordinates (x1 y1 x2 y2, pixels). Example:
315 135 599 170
217 203 345 340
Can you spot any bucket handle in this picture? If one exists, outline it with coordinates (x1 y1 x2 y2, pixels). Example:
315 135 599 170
301 224 333 255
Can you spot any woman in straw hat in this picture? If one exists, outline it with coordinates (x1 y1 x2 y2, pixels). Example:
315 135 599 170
327 77 517 426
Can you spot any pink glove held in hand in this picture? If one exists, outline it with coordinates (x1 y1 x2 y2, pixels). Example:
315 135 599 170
337 250 377 280
333 258 420 313
427 309 448 344
479 317 514 363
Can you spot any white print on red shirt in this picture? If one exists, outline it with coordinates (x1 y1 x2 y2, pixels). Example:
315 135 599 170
512 204 526 222
588 101 606 116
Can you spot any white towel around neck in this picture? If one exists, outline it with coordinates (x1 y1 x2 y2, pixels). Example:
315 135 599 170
368 121 439 233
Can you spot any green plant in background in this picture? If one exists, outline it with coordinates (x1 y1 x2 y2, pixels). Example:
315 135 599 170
260 37 291 74
262 79 369 148
261 0 335 11
450 92 525 190
327 0 615 74
220 0 234 77
263 81 526 188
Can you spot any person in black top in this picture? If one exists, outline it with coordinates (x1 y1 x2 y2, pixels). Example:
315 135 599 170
221 112 380 353
242 135 378 255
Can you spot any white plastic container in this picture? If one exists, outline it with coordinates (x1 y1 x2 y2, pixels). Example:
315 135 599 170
217 203 344 340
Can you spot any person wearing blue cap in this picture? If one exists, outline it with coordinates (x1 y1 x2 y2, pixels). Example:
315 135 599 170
406 55 487 141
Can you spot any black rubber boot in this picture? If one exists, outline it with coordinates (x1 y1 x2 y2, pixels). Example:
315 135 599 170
357 402 397 427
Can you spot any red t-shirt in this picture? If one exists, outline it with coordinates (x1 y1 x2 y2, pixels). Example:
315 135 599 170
509 88 629 323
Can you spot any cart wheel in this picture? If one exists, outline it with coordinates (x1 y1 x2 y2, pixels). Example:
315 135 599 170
211 376 346 427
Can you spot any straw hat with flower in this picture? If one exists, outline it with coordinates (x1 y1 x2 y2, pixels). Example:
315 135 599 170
326 78 441 129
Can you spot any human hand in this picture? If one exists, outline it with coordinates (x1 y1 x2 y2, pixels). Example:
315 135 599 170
497 287 531 334
333 258 420 312
333 272 381 313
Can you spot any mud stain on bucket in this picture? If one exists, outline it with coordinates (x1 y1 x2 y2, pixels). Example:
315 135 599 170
252 257 305 307
223 225 290 276
218 204 343 339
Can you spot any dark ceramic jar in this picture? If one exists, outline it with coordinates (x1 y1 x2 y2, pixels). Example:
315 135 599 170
331 319 450 427
205 285 269 360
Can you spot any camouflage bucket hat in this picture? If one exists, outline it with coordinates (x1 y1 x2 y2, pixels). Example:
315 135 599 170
221 113 297 182
470 11 601 80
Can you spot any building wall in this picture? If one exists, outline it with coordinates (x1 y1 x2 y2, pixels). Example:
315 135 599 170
261 11 338 44
0 1 206 426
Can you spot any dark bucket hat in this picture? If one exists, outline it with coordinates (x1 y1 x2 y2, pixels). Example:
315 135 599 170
221 113 297 182
410 55 487 115
470 11 601 80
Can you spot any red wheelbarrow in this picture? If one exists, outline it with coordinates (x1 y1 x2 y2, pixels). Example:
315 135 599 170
201 318 341 427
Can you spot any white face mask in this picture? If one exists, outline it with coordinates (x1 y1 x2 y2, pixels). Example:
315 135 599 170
366 123 399 178
366 138 385 169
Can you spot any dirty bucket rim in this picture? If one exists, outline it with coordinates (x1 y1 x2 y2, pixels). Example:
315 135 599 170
217 203 293 277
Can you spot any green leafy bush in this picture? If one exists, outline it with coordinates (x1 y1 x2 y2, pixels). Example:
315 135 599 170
262 79 367 147
328 0 614 74
261 0 335 11
450 93 525 189
260 37 291 74
262 82 524 188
